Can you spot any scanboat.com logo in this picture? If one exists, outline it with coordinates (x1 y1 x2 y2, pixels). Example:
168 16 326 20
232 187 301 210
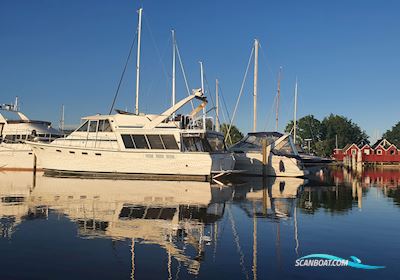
295 254 385 269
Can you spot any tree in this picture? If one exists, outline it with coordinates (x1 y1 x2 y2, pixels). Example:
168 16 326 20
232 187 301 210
220 123 243 146
284 115 322 153
383 121 400 147
318 114 368 157
284 114 368 157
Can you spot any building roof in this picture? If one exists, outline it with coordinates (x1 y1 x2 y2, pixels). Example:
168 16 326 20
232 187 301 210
357 139 370 148
371 138 392 150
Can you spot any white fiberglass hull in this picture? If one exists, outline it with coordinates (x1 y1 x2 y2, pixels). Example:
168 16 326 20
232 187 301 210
29 142 235 180
233 152 307 177
0 143 37 170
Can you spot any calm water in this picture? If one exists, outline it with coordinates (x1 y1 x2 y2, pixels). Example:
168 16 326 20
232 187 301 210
0 168 399 280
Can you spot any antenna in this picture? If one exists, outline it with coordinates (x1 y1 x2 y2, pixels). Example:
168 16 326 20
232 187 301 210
135 8 143 115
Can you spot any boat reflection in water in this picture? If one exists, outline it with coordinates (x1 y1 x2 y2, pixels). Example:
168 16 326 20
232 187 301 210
0 172 231 275
231 176 305 220
0 172 307 277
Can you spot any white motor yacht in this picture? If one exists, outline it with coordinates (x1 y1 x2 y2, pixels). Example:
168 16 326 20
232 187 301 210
28 91 235 181
229 132 307 177
0 98 63 170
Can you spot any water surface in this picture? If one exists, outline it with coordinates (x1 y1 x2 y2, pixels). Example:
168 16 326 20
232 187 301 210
0 168 399 279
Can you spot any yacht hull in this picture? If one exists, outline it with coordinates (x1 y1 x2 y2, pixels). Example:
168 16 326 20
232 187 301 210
233 152 307 177
29 142 235 181
0 144 38 170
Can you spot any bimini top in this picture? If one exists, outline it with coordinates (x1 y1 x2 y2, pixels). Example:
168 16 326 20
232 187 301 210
247 131 284 138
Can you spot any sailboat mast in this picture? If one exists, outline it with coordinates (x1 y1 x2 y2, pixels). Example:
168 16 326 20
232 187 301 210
293 78 298 144
215 79 219 132
135 8 143 115
275 67 282 131
60 104 65 131
171 29 176 118
200 61 206 130
14 96 19 111
253 39 259 132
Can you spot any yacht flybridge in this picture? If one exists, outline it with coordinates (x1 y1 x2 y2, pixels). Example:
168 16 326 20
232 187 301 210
0 98 63 170
28 90 236 181
230 132 307 177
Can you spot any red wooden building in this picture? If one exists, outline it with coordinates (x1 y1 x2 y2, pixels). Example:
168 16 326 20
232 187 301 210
333 139 400 163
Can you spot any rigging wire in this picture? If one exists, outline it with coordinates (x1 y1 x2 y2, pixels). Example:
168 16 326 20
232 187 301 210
259 43 278 86
175 42 195 110
218 83 232 124
215 81 233 143
204 75 234 143
142 13 171 106
108 31 138 114
225 45 254 143
263 93 278 131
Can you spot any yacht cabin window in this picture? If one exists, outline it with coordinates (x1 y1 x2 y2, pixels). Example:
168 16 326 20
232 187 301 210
161 135 179 150
77 121 89 132
182 137 207 152
121 134 135 149
132 135 149 149
121 134 179 150
98 120 112 132
147 135 164 149
89 121 98 132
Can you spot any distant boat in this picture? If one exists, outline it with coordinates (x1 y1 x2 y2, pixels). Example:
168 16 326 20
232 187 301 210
0 97 63 170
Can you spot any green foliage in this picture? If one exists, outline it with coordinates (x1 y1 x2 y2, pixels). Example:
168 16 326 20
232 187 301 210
319 114 368 156
285 115 322 152
220 123 243 146
285 114 368 157
383 121 400 147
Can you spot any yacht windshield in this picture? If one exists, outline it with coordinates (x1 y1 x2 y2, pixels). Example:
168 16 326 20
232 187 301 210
231 134 279 151
273 137 297 156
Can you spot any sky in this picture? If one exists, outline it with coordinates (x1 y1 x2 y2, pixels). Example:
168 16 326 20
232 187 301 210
1 0 399 142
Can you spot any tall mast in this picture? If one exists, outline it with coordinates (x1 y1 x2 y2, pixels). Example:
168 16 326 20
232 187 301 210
60 104 65 131
253 39 259 132
200 61 206 130
215 79 220 132
171 29 176 118
14 96 18 111
293 78 298 144
275 67 282 131
135 8 143 115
